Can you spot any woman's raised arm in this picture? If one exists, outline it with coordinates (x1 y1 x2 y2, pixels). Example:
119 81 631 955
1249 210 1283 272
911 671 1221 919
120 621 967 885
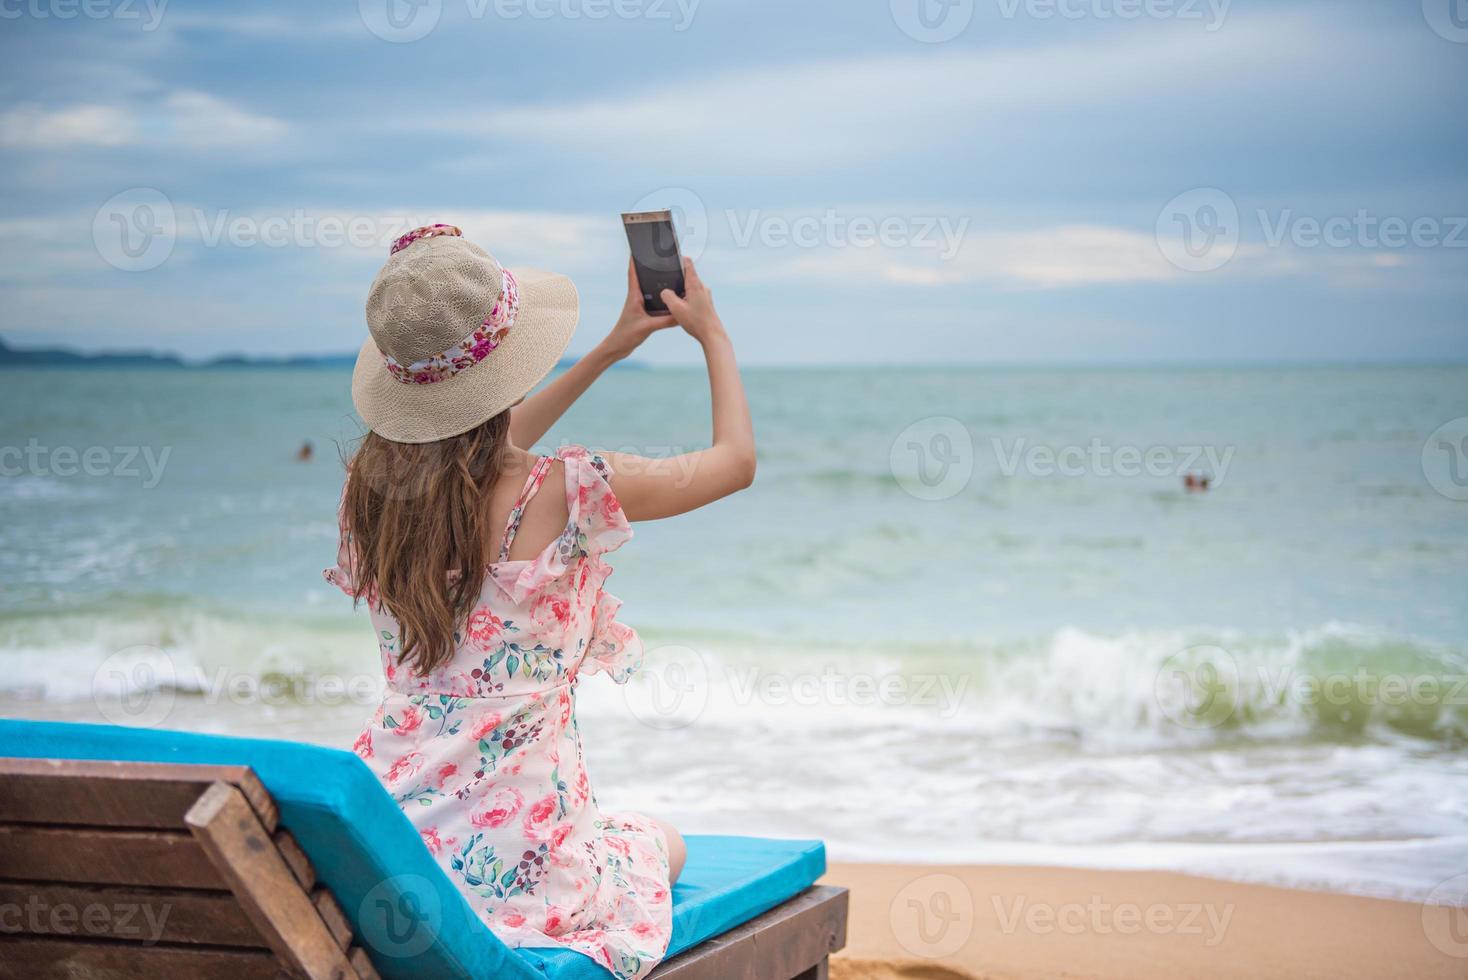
605 259 756 521
509 260 677 448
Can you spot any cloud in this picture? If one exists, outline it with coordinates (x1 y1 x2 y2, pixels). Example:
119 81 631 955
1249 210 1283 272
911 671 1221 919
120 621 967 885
711 220 1421 291
713 224 1177 289
153 92 289 148
0 206 617 286
159 12 363 38
432 9 1404 172
0 105 138 148
0 92 288 151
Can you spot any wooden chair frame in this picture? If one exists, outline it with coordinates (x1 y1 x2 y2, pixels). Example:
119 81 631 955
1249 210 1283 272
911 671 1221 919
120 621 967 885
0 758 847 980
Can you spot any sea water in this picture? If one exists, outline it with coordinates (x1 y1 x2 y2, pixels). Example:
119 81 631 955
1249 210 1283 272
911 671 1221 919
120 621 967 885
2 364 1465 901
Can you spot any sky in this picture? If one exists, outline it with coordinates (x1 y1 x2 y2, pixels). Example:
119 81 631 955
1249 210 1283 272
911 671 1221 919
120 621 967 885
0 0 1466 366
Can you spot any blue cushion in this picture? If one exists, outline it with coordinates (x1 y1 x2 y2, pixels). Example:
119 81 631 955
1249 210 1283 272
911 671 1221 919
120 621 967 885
0 720 824 979
517 835 826 978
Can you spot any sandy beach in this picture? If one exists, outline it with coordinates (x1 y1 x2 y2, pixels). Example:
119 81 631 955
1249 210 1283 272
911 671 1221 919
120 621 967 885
822 863 1465 980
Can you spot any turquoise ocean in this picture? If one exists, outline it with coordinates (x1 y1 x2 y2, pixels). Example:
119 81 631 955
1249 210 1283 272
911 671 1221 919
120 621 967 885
2 364 1466 900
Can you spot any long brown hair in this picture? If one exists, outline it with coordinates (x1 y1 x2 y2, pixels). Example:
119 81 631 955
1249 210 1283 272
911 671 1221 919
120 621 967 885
341 412 513 675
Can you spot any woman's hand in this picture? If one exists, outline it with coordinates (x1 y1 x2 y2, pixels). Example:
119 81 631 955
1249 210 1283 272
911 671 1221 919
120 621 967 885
660 258 725 344
602 259 678 361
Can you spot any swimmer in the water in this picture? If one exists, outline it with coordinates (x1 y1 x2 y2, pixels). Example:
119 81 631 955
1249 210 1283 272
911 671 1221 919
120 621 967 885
1184 473 1210 492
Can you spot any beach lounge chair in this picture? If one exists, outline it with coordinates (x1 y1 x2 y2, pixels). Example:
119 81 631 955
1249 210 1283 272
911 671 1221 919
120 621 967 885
0 720 847 979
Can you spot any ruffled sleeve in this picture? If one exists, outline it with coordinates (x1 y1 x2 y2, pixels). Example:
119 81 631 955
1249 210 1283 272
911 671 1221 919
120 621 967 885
488 445 633 604
561 445 632 559
581 589 644 684
562 447 643 684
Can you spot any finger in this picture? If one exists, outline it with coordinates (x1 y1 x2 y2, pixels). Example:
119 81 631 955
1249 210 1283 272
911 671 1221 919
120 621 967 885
626 258 640 298
682 257 701 289
660 289 690 320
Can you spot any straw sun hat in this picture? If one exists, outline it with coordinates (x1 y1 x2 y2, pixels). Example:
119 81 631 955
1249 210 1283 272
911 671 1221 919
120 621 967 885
352 224 580 444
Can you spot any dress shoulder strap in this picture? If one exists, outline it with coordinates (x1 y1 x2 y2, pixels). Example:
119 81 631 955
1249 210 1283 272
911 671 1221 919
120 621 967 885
497 455 554 563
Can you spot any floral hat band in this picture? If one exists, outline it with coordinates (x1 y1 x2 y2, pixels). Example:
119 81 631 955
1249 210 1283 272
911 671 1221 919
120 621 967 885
389 222 462 255
380 226 521 385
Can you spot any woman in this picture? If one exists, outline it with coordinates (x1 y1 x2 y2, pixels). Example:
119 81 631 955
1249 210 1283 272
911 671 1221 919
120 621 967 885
325 224 754 979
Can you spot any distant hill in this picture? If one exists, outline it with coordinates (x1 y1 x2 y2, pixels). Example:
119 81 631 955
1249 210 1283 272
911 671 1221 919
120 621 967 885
202 352 360 370
0 337 612 371
0 337 358 370
0 336 188 368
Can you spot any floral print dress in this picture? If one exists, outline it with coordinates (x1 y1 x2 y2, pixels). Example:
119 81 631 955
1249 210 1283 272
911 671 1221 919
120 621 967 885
325 446 671 980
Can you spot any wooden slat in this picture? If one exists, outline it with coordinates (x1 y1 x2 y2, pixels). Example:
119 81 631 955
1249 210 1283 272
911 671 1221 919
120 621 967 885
185 782 360 980
0 880 266 947
0 758 277 832
312 887 352 949
0 826 226 889
275 830 316 891
0 935 279 980
648 886 849 980
349 946 383 980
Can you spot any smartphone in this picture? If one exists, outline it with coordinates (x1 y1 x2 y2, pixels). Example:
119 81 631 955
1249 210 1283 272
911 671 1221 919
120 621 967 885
622 210 685 315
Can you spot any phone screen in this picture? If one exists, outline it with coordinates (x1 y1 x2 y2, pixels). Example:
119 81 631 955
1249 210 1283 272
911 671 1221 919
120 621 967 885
623 212 685 315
